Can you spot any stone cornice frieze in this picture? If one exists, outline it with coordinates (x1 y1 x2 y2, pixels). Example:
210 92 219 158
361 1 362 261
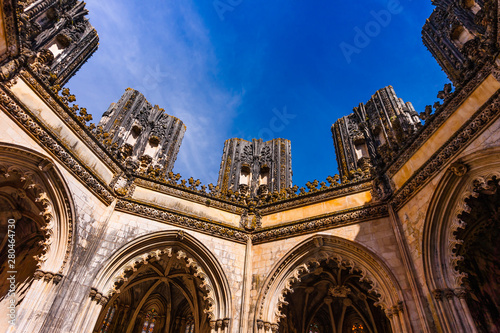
1 59 499 242
386 65 499 178
133 176 247 215
251 204 389 244
20 70 123 174
391 91 500 210
115 199 249 244
0 83 115 204
257 180 373 215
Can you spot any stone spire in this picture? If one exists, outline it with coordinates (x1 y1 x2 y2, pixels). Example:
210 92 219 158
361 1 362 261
217 138 292 197
332 86 420 180
98 88 186 174
18 0 99 85
422 0 495 86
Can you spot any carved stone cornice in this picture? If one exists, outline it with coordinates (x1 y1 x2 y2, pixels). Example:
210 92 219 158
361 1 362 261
251 204 389 244
7 71 379 221
19 69 123 174
134 176 246 215
386 65 499 178
391 91 500 210
0 84 115 204
257 180 373 215
0 75 387 243
115 199 249 243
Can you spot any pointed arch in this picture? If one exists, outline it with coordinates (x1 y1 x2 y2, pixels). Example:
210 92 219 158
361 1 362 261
254 235 407 332
83 230 232 333
0 143 76 333
0 142 75 275
423 147 500 332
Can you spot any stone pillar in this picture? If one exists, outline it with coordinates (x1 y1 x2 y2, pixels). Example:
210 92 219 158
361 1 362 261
79 290 108 333
256 319 264 333
179 317 187 333
386 308 401 333
16 271 62 333
223 318 230 333
432 289 453 333
172 316 180 332
216 319 223 333
393 302 408 333
117 305 131 333
455 288 478 333
444 288 463 332
210 320 217 333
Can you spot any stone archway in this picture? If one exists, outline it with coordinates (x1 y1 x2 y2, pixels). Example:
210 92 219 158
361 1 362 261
0 143 75 333
423 148 500 332
255 235 408 333
277 257 392 333
77 230 232 333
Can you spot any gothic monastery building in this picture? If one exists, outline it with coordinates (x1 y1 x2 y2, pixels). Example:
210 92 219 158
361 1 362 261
0 0 499 332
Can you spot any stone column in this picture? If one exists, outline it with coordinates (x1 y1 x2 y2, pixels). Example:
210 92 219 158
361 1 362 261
179 317 187 333
432 289 453 333
455 288 478 333
386 308 401 333
394 303 408 333
223 318 230 333
444 288 463 332
79 290 108 333
117 305 131 333
256 319 264 333
264 322 271 333
15 271 45 331
172 316 180 332
16 271 63 333
210 320 217 333
216 319 223 333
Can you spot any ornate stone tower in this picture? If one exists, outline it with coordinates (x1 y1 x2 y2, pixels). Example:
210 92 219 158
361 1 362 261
98 88 186 173
332 86 421 180
422 0 496 86
8 0 99 85
217 138 292 197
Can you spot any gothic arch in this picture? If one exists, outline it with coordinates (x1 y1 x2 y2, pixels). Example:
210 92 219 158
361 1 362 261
254 235 408 333
423 147 500 332
0 143 76 333
0 143 75 275
81 230 232 333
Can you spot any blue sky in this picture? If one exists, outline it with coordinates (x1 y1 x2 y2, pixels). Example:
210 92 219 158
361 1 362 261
68 0 449 188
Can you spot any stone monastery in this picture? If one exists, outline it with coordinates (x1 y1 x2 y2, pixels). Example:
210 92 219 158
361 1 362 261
0 0 499 332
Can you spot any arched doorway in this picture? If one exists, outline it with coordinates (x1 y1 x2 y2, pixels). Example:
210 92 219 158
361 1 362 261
85 231 232 333
0 144 74 332
93 247 216 333
255 235 408 333
278 258 391 333
454 176 500 332
0 176 46 304
423 149 500 332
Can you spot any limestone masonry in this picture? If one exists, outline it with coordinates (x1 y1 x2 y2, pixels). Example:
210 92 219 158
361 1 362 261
0 0 499 333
